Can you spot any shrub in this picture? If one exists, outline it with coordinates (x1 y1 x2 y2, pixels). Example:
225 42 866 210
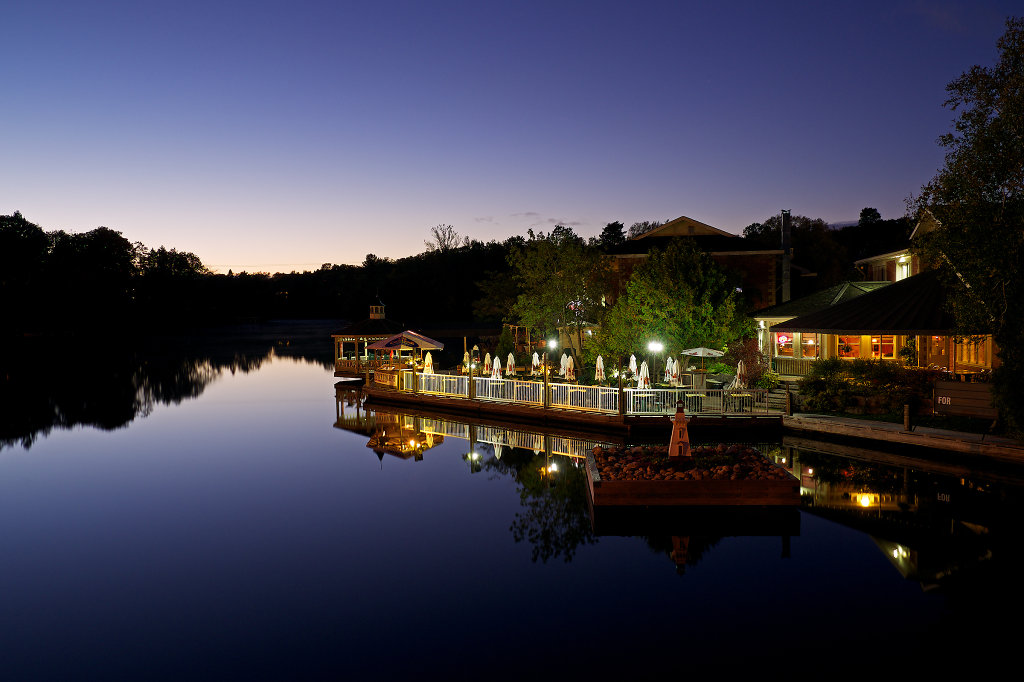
722 338 770 386
799 358 943 414
707 361 734 374
754 369 780 390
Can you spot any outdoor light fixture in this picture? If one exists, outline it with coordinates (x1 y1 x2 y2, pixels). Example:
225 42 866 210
548 339 557 350
648 341 663 353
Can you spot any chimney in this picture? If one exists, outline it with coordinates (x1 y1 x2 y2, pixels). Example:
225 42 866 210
781 209 792 303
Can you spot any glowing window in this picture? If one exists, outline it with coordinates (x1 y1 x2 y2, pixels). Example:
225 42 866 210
839 336 860 358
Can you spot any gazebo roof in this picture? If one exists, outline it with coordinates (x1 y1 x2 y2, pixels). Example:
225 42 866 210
332 316 405 339
367 330 445 351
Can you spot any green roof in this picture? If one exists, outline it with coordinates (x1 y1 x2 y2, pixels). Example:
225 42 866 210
755 281 891 320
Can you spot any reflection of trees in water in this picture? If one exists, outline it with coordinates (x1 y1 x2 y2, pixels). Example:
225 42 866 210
1 329 327 450
484 448 596 563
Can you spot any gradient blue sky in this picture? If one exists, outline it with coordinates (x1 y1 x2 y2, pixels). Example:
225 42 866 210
3 1 1018 272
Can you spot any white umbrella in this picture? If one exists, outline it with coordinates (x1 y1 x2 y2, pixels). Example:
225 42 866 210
484 352 491 373
638 360 650 388
491 355 502 380
424 351 434 374
565 355 575 382
671 356 680 386
531 352 540 375
560 353 568 376
628 354 638 375
663 356 673 384
681 346 724 370
736 359 747 389
507 352 515 376
595 355 606 382
463 350 470 367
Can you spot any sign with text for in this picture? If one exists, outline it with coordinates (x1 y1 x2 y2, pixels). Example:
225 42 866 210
933 380 997 419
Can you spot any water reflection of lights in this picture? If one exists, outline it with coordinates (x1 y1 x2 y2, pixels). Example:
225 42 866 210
856 493 879 507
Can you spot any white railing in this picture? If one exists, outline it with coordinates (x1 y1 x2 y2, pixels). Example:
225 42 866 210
550 383 618 413
625 388 770 414
474 377 545 405
375 373 772 415
418 373 468 397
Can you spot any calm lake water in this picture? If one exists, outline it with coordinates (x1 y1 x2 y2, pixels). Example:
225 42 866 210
2 339 1022 679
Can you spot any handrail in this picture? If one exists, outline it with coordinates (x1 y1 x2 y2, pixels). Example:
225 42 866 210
379 373 775 415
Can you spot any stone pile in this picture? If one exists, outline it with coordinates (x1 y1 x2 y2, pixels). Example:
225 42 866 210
592 443 791 482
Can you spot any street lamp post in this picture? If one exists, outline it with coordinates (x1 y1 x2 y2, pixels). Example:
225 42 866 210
648 341 664 386
545 339 556 408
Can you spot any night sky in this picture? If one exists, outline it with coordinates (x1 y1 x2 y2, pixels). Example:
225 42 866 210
3 1 1019 272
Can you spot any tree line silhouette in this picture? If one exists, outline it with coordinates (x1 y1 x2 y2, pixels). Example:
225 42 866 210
2 210 911 339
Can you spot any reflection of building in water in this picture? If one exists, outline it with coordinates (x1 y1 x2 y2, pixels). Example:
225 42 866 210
766 439 1018 592
335 387 443 461
334 387 606 465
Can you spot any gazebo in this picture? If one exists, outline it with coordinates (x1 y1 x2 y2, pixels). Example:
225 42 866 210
367 330 445 368
332 304 405 376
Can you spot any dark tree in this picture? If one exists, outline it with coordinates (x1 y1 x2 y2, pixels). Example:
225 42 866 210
597 221 626 250
913 17 1024 432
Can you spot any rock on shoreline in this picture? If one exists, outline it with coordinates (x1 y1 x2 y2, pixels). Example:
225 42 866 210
592 443 791 482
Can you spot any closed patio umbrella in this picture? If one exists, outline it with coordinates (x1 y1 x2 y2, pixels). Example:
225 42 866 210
424 352 434 374
638 360 650 388
565 355 575 382
663 356 673 384
484 352 491 373
629 354 638 375
671 356 680 386
507 352 516 376
491 355 502 380
595 355 606 382
736 359 747 389
560 353 568 376
532 352 540 375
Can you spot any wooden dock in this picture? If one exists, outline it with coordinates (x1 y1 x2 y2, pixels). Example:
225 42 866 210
363 383 783 438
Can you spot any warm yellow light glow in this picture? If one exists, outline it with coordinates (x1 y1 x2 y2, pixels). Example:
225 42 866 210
548 339 557 350
893 549 899 558
409 439 417 447
859 495 872 507
780 458 786 464
549 463 558 472
807 468 814 475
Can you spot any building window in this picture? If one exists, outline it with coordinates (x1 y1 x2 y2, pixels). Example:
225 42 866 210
775 332 794 357
838 336 860 358
800 333 819 358
871 335 895 359
956 338 988 366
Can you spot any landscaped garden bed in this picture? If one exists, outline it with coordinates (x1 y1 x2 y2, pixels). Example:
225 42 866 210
585 443 799 506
